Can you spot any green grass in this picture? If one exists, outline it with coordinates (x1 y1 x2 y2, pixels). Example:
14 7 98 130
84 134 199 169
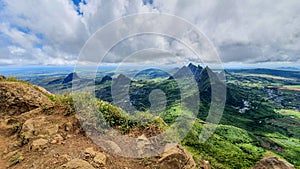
181 120 264 169
276 109 300 119
282 85 300 88
1 77 31 85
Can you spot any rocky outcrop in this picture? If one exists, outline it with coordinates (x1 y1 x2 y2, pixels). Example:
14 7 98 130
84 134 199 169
0 82 52 115
253 156 295 169
0 74 6 80
158 144 196 169
21 116 59 140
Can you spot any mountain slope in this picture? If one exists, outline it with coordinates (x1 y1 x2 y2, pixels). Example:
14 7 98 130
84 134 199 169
0 75 197 169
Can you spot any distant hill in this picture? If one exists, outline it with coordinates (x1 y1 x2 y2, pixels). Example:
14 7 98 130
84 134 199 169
227 68 300 80
277 67 300 71
134 68 170 80
95 75 112 85
63 72 80 84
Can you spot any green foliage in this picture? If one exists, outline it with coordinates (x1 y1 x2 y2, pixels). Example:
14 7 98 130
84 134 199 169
214 125 252 144
160 104 181 124
9 153 23 166
4 77 30 85
54 94 75 115
182 122 264 169
67 93 166 134
19 133 29 146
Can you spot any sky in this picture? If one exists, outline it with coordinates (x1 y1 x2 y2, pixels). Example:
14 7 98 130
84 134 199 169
0 0 299 67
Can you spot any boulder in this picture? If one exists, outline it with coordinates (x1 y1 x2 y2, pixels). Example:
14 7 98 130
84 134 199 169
158 144 196 169
21 116 59 140
85 147 97 157
30 138 48 151
85 147 107 166
253 156 295 169
58 158 95 169
93 152 106 166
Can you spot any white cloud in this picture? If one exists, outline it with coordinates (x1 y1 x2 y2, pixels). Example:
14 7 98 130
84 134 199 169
0 0 299 66
8 46 26 55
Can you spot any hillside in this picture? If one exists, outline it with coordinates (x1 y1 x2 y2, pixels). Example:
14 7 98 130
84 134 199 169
1 64 299 169
0 76 196 169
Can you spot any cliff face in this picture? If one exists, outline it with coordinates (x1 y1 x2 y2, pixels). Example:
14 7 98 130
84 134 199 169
0 75 196 169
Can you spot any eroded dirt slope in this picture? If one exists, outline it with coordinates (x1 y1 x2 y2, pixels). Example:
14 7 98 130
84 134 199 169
0 78 196 169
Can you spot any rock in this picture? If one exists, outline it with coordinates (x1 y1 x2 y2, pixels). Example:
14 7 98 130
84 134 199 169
60 154 72 162
58 158 95 169
0 118 21 136
158 144 196 169
0 82 52 115
253 156 295 169
93 152 107 166
136 134 151 156
85 147 107 166
0 74 6 80
32 85 54 97
103 140 122 154
201 160 211 169
64 122 74 132
21 116 59 140
30 138 48 151
85 147 97 157
51 134 64 144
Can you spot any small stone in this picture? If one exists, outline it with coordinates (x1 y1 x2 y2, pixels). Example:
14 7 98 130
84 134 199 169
52 134 64 144
93 152 106 166
60 154 72 161
202 160 211 169
85 147 97 157
30 138 48 151
64 122 73 132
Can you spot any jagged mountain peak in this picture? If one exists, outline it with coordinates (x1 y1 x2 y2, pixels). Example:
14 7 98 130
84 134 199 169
171 63 213 81
188 63 203 73
63 72 80 84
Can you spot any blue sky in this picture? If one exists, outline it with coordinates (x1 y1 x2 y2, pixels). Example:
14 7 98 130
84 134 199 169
0 0 299 67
